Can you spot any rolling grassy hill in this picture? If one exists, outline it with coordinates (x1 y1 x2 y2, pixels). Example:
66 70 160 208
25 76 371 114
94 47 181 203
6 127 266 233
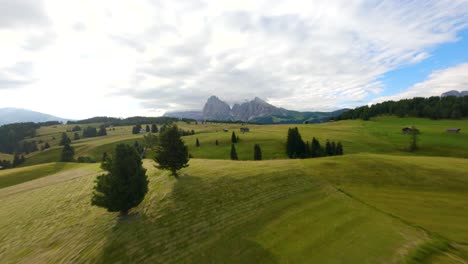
0 154 467 263
2 116 467 263
0 152 12 161
20 116 468 166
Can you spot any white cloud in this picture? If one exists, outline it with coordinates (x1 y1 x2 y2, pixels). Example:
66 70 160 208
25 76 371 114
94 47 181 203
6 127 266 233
372 63 468 103
0 0 468 118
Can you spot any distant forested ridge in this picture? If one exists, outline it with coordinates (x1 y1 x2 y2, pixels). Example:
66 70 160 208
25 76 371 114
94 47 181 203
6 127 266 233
336 96 468 120
67 116 194 126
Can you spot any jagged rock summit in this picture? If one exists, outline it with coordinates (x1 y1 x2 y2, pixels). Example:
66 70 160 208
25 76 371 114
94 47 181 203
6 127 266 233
202 96 232 121
441 90 468 97
163 95 348 124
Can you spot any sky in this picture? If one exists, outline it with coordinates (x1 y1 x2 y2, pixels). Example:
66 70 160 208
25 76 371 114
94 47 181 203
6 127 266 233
1 0 468 119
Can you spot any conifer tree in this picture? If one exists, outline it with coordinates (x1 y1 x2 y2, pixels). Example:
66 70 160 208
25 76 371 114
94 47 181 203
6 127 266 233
331 141 337 156
230 144 238 160
151 124 158 133
91 144 148 216
310 137 323 157
336 142 344 155
74 132 80 140
146 125 150 133
325 140 333 156
59 132 71 146
196 138 200 147
154 124 189 178
231 131 237 143
254 144 262 160
215 139 219 146
60 143 75 162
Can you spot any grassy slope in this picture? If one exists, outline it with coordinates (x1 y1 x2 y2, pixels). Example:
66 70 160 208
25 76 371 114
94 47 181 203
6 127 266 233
1 154 467 263
0 162 88 189
0 152 12 161
181 117 468 160
22 117 468 166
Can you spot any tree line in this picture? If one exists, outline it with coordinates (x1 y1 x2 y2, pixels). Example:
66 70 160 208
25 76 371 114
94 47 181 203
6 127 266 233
67 116 193 126
286 127 343 159
336 96 468 121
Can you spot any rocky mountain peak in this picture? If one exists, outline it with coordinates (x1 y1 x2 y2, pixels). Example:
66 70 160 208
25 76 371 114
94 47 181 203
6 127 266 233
202 95 231 121
441 90 468 97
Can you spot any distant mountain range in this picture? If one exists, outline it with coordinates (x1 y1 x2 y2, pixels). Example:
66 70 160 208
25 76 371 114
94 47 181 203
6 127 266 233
164 96 348 124
0 108 69 125
441 90 468 97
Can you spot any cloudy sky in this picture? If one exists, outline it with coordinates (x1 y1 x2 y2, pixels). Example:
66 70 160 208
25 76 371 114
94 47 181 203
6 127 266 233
1 0 468 119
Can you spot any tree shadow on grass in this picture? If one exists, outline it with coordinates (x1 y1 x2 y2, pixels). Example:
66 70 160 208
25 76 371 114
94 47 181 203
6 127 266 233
96 171 314 263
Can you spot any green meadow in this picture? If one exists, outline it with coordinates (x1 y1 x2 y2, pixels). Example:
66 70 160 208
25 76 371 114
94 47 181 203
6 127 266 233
1 116 467 263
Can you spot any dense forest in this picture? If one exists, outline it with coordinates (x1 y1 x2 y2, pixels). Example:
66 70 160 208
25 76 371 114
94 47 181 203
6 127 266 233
336 96 468 120
0 121 61 154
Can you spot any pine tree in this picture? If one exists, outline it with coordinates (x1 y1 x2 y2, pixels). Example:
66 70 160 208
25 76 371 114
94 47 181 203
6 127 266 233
286 127 306 158
215 140 219 146
59 132 71 146
91 144 148 216
310 137 322 157
60 143 75 162
230 144 238 160
151 124 158 133
231 131 237 143
331 141 337 156
196 138 200 147
325 140 333 156
154 124 189 178
254 144 262 160
336 142 343 155
146 125 150 133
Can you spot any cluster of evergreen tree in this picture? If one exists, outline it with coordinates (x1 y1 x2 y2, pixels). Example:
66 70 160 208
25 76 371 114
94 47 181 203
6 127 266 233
324 140 344 156
336 96 468 121
286 127 344 159
157 124 194 136
18 140 39 154
12 153 26 166
132 124 164 135
286 128 307 158
82 127 98 137
132 124 143 134
81 126 106 138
